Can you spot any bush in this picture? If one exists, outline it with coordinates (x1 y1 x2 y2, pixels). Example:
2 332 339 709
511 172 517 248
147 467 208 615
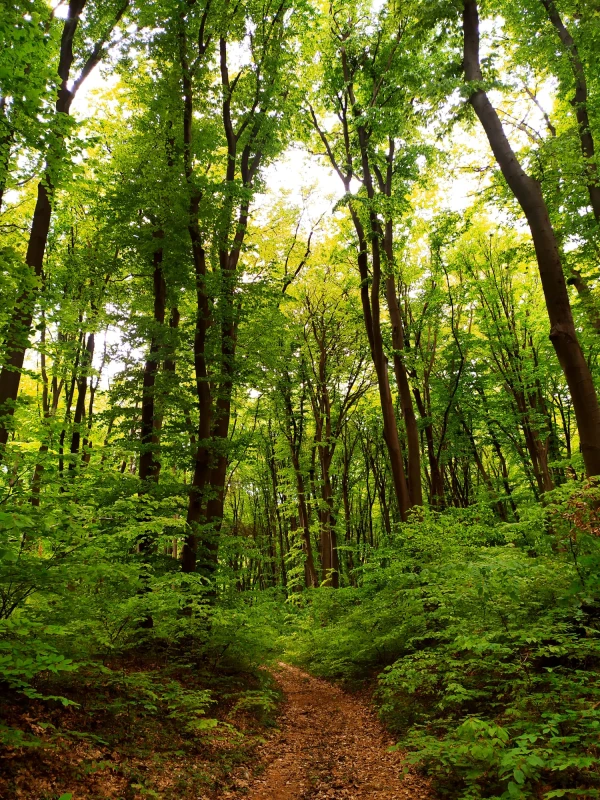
286 497 600 799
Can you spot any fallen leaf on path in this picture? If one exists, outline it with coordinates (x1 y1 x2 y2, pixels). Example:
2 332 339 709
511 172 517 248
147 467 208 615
215 663 433 800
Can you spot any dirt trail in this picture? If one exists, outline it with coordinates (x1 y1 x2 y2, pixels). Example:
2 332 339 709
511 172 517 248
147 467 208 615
219 662 431 800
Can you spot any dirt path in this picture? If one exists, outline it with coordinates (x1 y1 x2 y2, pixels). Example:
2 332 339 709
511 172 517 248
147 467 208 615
219 662 431 800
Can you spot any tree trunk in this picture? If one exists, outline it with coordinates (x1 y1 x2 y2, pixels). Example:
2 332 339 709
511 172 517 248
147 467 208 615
318 445 339 588
59 330 84 477
348 116 412 519
182 234 213 574
267 425 287 588
30 319 63 506
138 247 166 484
179 33 213 574
341 431 355 583
69 332 95 466
463 0 600 477
0 181 52 457
350 212 411 519
288 436 318 588
413 385 444 505
385 273 422 506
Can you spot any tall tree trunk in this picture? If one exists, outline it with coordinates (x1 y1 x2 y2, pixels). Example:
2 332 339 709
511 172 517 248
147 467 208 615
463 0 600 477
489 425 519 519
267 428 287 588
138 247 166 484
294 464 319 588
318 442 339 587
341 429 355 583
149 306 180 482
59 330 84 477
347 106 412 518
384 272 422 507
182 232 213 574
366 441 392 536
378 141 422 507
0 180 53 457
179 25 213 574
203 254 238 566
82 330 109 465
30 318 63 506
281 383 318 588
350 211 411 519
69 332 95 466
309 103 411 519
413 385 444 506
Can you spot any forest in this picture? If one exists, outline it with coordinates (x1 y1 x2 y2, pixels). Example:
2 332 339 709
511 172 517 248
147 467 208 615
1 0 600 798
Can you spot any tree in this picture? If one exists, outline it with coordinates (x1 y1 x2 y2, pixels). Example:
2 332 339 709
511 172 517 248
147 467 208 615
307 0 428 518
462 0 600 477
0 0 130 459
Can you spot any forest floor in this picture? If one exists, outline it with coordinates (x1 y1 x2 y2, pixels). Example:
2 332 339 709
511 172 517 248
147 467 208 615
1 660 431 799
216 663 431 800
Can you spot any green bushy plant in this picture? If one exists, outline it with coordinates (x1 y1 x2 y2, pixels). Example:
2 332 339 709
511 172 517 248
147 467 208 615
286 496 600 798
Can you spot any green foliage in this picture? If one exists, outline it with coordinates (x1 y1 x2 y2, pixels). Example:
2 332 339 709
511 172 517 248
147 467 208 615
96 668 217 735
286 492 600 798
3 0 600 796
0 619 78 703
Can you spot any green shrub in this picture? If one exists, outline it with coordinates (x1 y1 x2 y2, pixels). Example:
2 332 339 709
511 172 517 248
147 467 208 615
286 498 600 799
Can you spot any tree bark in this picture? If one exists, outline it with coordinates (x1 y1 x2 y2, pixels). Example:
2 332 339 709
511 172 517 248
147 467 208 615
281 377 318 588
267 426 287 588
178 20 214 574
351 113 413 518
309 91 412 520
59 329 84 477
350 211 411 519
413 384 444 505
378 142 422 507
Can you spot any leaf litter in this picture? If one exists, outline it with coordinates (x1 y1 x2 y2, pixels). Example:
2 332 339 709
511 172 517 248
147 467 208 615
217 663 432 800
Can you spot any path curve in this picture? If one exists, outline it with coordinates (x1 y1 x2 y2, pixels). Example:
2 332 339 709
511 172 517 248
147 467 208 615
220 662 432 800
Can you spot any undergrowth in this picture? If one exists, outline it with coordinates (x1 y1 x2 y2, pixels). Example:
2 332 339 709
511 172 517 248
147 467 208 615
284 484 600 800
0 495 288 799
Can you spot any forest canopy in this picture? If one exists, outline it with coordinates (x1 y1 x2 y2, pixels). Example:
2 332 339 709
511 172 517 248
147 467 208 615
1 0 600 798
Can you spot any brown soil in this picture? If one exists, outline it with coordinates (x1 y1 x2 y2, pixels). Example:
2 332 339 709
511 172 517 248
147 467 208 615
217 662 432 800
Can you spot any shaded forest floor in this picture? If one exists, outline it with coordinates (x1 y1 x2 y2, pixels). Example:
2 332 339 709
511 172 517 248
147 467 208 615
0 651 280 800
217 663 431 800
0 657 430 800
